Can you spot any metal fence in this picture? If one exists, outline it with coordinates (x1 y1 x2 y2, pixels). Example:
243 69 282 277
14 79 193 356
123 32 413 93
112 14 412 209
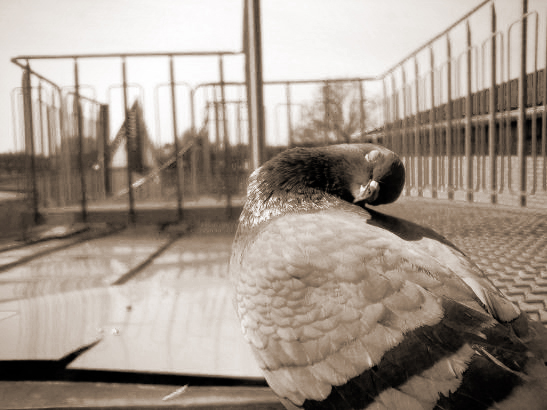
7 0 547 231
378 0 547 207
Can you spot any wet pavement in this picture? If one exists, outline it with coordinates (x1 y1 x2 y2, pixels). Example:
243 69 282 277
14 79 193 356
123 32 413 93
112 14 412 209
0 226 260 380
0 197 546 408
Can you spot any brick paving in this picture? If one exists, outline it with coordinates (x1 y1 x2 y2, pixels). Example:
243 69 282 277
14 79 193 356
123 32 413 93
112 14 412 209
377 197 547 325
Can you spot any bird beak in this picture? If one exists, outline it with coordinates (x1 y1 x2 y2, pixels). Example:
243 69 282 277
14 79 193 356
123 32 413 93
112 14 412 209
353 180 379 204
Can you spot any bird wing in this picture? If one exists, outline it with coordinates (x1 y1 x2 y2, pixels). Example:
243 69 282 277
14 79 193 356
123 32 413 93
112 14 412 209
233 207 547 409
365 208 522 324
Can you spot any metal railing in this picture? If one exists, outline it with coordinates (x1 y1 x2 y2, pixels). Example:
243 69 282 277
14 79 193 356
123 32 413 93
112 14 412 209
378 0 547 207
8 0 547 232
11 51 245 224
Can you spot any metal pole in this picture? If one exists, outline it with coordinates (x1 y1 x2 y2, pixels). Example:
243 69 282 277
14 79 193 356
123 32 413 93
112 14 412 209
38 82 45 156
414 58 422 196
530 9 538 195
22 64 40 224
285 82 293 146
323 81 330 143
47 91 58 205
391 75 399 152
465 21 474 202
219 56 232 217
169 56 183 221
74 59 88 222
401 68 410 195
359 80 366 137
489 3 497 203
121 58 136 223
517 0 527 206
99 104 111 196
382 78 389 150
244 0 266 169
213 99 221 192
446 35 454 199
202 98 212 191
189 88 198 199
429 48 437 198
543 12 547 191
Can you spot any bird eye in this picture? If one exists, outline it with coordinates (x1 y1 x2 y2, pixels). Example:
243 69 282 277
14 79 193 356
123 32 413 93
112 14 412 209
365 150 381 163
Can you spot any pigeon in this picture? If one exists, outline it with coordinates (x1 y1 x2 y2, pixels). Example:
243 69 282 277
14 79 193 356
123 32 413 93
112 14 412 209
230 143 547 410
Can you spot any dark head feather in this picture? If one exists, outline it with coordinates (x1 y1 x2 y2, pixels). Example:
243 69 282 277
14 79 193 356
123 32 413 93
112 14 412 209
239 144 405 229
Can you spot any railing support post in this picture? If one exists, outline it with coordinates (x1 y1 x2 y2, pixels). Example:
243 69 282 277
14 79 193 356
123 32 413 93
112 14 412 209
219 56 232 218
99 104 111 197
243 0 265 169
73 59 88 222
323 81 330 143
465 21 474 202
446 35 454 199
121 58 136 224
429 48 437 198
382 79 390 150
359 80 366 138
517 0 528 206
169 56 184 221
489 3 498 203
189 88 198 199
414 58 423 196
402 68 410 195
286 83 293 147
22 64 40 225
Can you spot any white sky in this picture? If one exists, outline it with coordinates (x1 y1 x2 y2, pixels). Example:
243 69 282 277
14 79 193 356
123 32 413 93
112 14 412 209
0 0 542 152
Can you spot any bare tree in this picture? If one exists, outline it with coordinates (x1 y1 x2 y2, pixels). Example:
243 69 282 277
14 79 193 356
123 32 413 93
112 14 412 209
291 82 366 147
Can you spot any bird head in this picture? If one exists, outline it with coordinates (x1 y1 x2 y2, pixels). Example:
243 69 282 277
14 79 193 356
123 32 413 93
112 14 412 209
251 143 405 207
346 144 405 206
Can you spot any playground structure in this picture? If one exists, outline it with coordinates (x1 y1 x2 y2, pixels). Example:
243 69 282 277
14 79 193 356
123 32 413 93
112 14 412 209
9 0 547 229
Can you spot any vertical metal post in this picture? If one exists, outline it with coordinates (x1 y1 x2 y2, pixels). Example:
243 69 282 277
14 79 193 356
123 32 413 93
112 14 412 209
429 48 437 198
22 64 40 224
517 0 528 206
359 80 366 137
219 56 232 217
446 35 454 199
401 68 410 195
382 78 390 149
37 83 45 156
121 58 136 224
169 56 183 221
465 21 474 202
202 98 212 191
99 104 111 196
543 13 547 191
414 58 422 196
189 88 198 199
323 81 330 143
489 3 498 203
244 0 266 169
530 15 538 195
74 59 88 222
213 98 221 188
390 75 398 152
285 82 293 146
47 91 58 205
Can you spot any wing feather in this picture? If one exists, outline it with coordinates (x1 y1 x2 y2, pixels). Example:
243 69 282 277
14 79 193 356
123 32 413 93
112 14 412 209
232 207 545 408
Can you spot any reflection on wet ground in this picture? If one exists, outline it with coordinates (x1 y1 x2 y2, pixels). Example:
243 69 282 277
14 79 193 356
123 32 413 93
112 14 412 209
0 227 261 379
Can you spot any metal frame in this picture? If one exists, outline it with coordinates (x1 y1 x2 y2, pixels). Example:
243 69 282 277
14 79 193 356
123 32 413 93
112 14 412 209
10 0 547 231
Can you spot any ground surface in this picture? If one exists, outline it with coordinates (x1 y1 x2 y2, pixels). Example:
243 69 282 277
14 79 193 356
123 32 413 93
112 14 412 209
0 196 546 408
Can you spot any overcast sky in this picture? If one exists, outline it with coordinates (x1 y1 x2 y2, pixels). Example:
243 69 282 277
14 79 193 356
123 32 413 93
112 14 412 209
0 0 539 152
